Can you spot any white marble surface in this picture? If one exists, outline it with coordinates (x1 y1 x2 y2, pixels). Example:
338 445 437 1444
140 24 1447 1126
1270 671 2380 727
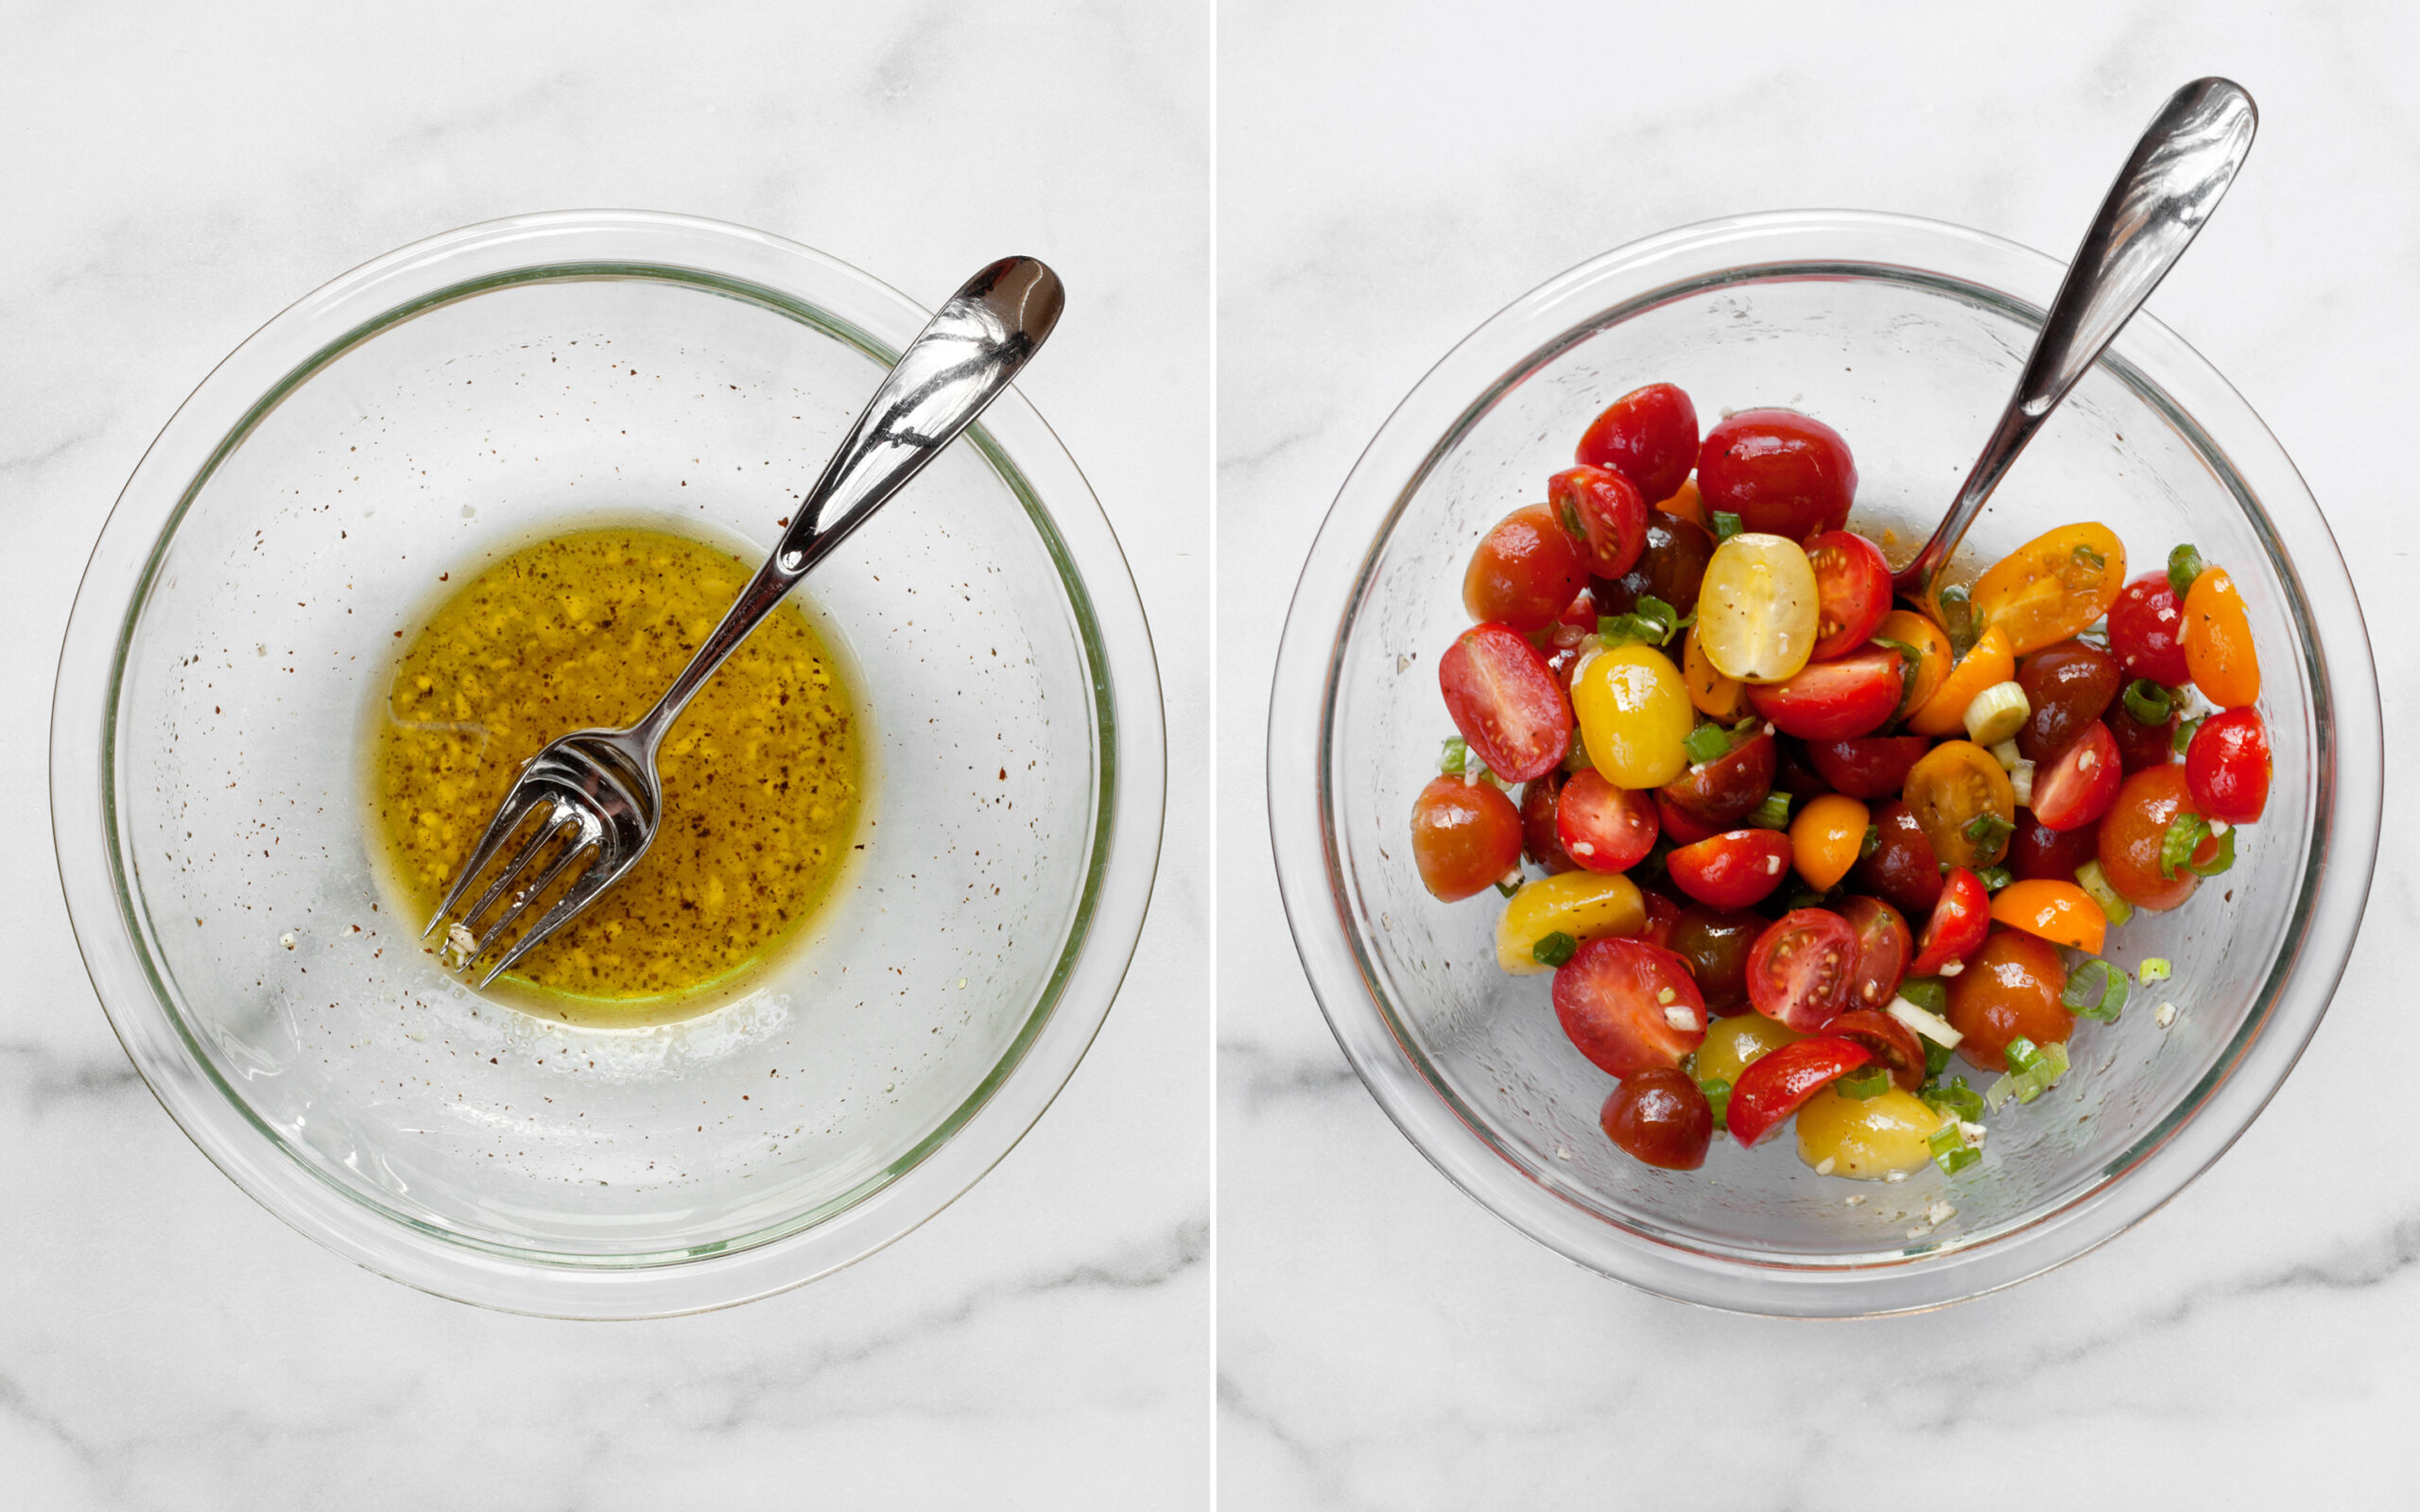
2 3 1206 1506
1220 1 2419 1503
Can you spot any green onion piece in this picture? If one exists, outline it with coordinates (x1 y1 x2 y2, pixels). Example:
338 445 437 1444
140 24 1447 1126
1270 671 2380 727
1923 1035 1953 1080
1899 978 1948 1015
1837 1066 1890 1100
1977 866 2013 893
1922 1075 1985 1122
1681 722 1732 765
1598 594 1692 648
1927 1125 1980 1175
2040 1040 2071 1082
1859 823 1881 861
2075 859 2135 925
1962 811 2014 855
2003 1037 2044 1076
2190 824 2236 878
1531 931 1578 968
2063 958 2129 1022
2174 713 2203 755
1711 509 1744 541
1699 1076 1733 1125
2168 542 2206 599
1985 1074 2015 1111
1938 584 1979 659
1558 498 1585 538
2140 957 2173 985
2073 543 2108 572
1494 876 1521 899
2013 1069 2048 1105
2121 679 2173 726
1440 736 1469 774
2159 811 2211 880
1748 791 1793 829
1564 728 1592 774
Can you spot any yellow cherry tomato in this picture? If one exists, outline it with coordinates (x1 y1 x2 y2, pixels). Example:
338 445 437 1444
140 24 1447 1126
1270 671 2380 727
1907 624 2015 737
1571 644 1694 789
1693 1012 1804 1090
1681 625 1752 721
1796 1087 1945 1179
1903 739 2016 869
1988 879 2107 954
1696 532 1821 684
1495 871 1645 974
1969 523 2127 655
1654 477 1705 528
1789 793 1871 892
2182 566 2260 708
1875 608 1951 717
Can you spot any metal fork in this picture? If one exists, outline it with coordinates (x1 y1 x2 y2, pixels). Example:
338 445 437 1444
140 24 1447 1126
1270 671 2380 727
423 256 1065 987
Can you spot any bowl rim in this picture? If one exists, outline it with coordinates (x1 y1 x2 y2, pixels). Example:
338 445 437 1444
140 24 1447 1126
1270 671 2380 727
50 209 1167 1317
1267 208 2381 1316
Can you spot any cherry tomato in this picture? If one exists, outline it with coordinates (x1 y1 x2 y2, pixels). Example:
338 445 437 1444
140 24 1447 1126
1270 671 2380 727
1696 409 1857 540
2107 571 2190 685
1548 465 1649 579
1599 1068 1715 1170
1654 790 1723 846
1805 734 1932 799
2008 812 2099 882
1661 727 1776 828
1874 609 1950 717
1850 800 1945 918
2014 639 2121 764
1552 936 1707 1079
1681 625 1752 721
2110 705 2177 773
1555 768 1660 871
1667 904 1766 1014
1571 643 1692 789
1903 740 2016 868
1726 1036 1873 1146
1907 624 2015 737
1909 866 1990 976
1698 532 1821 683
1519 771 1578 874
1772 737 1834 799
1439 623 1573 782
1825 1007 1927 1092
1969 523 2127 656
2187 707 2270 824
2182 566 2260 707
1747 907 1860 1031
1409 776 1522 901
1576 382 1700 506
1748 645 1902 740
2097 764 2214 912
1537 586 1600 658
1988 879 2106 954
2029 719 2120 832
1497 871 1646 973
1789 792 1870 892
1636 885 1684 949
1804 531 1892 662
1835 895 1911 1012
1946 928 2073 1073
1668 829 1794 909
1595 514 1715 619
1462 504 1587 631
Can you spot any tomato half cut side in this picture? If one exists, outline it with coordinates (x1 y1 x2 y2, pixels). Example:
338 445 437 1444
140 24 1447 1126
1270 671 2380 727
1667 829 1794 909
1834 895 1910 1012
1805 735 1932 799
1555 768 1660 871
1825 1007 1927 1092
1409 776 1524 902
1726 1037 1873 1146
1437 623 1573 782
1551 936 1708 1079
1548 464 1650 580
1746 908 1860 1032
1748 645 1902 741
2030 719 2121 832
1804 530 1893 662
1576 382 1700 506
2186 706 2270 824
1969 522 2126 655
1909 867 1991 976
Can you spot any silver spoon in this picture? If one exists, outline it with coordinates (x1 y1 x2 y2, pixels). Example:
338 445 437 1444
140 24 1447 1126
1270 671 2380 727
1892 77 2257 599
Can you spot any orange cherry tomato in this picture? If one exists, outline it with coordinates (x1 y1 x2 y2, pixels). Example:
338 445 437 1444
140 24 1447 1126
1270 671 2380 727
1945 928 2073 1073
2182 566 2260 708
1968 523 2127 655
1789 793 1870 892
1987 879 2107 954
1655 477 1706 529
1907 624 2014 737
1903 739 2016 869
2097 764 2216 912
1874 609 1950 717
1681 624 1753 721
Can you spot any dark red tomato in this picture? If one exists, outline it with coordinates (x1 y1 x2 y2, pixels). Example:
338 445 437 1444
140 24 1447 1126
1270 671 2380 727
1552 936 1707 1079
1661 728 1776 827
1438 624 1572 782
1555 769 1660 871
1806 735 1932 799
1946 928 2072 1073
1834 895 1910 1012
2099 765 2212 912
1695 409 1857 540
1409 776 1523 901
2110 707 2177 773
2187 707 2271 824
1575 382 1699 505
2008 812 2099 882
1748 646 1902 741
1655 790 1723 846
1599 1068 1714 1169
2108 571 2191 686
1547 465 1649 580
1518 771 1578 874
1804 531 1892 662
1667 904 1766 1015
2014 640 2122 763
1746 908 1860 1031
1909 867 1990 976
2031 720 2121 832
1849 800 1945 917
1826 1007 1927 1091
1594 514 1715 619
1462 504 1587 631
1772 737 1834 799
1726 1037 1872 1146
1668 829 1794 909
1636 885 1684 950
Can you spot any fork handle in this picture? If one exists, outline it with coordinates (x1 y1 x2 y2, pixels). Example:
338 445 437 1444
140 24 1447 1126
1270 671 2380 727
629 256 1064 750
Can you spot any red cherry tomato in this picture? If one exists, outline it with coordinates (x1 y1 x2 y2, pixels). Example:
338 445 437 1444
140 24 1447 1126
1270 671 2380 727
1667 829 1794 909
2029 719 2122 832
1805 735 1933 799
1726 1036 1872 1146
1695 409 1857 540
1599 1068 1715 1170
1746 907 1860 1031
2187 707 2271 824
2107 571 2191 686
1408 776 1523 901
1462 504 1588 632
1636 885 1684 950
1552 936 1707 1079
1518 771 1578 874
1555 769 1660 871
1850 799 1945 918
2008 812 2100 882
1909 866 1990 976
1834 895 1911 1012
1547 465 1649 580
1576 382 1699 505
1660 728 1776 828
1437 623 1572 782
2109 705 2177 772
1654 790 1723 846
1804 531 1893 662
1747 646 1902 741
1825 1006 1927 1092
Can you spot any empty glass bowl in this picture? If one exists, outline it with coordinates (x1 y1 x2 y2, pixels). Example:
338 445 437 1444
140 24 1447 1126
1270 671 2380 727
1269 211 2378 1315
53 212 1163 1316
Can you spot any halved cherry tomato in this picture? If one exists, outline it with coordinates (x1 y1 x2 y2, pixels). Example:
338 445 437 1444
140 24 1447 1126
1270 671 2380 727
1570 643 1692 789
1439 623 1573 782
1654 477 1706 528
2107 571 2190 686
2014 639 2121 764
1519 771 1578 874
2030 719 2120 832
1789 792 1870 892
1667 904 1766 1014
1497 871 1646 973
2110 705 2177 773
1969 523 2127 655
1910 866 1991 976
1697 532 1822 683
1804 530 1893 662
1805 734 1932 799
1599 1068 1714 1170
1825 1007 1927 1092
1988 878 2106 954
2097 765 2214 912
1409 776 1522 901
1547 464 1649 579
2187 707 2270 823
1903 740 2016 868
1555 769 1660 871
1681 625 1752 721
1850 800 1945 918
1749 645 1902 740
1668 829 1794 909
1552 936 1707 1079
1576 382 1700 505
1655 790 1723 846
1874 609 1950 717
1726 1036 1872 1146
2182 566 2260 707
1747 908 1860 1031
1907 624 2015 737
2008 812 2099 882
1596 514 1715 619
1462 503 1588 631
1538 586 1600 658
1660 726 1776 827
1696 409 1857 540
1835 895 1911 1011
1946 928 2072 1073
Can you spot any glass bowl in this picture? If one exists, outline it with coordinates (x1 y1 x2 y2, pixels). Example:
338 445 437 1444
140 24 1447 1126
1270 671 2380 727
1268 211 2378 1316
52 211 1164 1317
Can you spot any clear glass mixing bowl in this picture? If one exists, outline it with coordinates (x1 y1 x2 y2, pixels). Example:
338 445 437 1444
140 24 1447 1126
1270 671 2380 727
1268 211 2379 1316
52 211 1164 1317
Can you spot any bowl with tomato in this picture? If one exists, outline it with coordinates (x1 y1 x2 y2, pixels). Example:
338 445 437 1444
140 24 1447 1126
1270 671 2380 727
1268 211 2379 1315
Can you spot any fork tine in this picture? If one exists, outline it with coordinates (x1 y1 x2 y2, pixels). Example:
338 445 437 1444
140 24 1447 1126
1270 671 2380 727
464 832 599 971
423 782 550 939
473 845 622 988
454 808 578 941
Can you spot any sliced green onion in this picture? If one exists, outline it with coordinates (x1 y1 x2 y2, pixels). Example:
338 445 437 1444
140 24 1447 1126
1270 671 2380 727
1985 1074 2015 1111
1898 978 1948 1016
2140 957 2172 985
1681 722 1732 765
1531 931 1578 968
1494 876 1521 899
1859 823 1881 861
1440 735 1470 774
2190 824 2236 878
2075 859 2135 925
1922 1075 1985 1122
1962 811 2014 854
1872 636 1923 713
1699 1076 1733 1125
2168 542 2206 599
1938 584 1979 659
1711 509 1744 541
2122 679 2174 726
2174 713 2203 755
1923 1035 1954 1080
2159 811 2210 880
1747 791 1793 829
1564 727 1592 774
2040 1040 2070 1080
1928 1124 1980 1175
2003 1037 2045 1076
1836 1066 1891 1100
2073 543 2108 572
2063 958 2129 1022
1977 866 2013 892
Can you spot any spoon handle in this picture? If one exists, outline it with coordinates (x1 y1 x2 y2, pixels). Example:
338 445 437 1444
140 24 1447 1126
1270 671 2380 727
1892 77 2257 596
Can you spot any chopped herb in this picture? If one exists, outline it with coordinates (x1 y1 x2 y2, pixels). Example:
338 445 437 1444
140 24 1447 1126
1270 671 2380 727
1937 584 1979 659
1859 823 1882 861
2072 543 2108 572
1873 636 1924 713
1598 593 1693 649
1698 1076 1733 1125
2063 958 2129 1022
1711 509 1744 541
1921 1075 1985 1122
1531 931 1578 968
1976 866 2013 892
2121 679 2174 726
1682 722 1733 765
2139 956 2172 985
1836 1065 1891 1100
1747 791 1793 829
2168 542 2206 600
1440 736 1469 775
1898 978 1948 1016
2174 713 2203 755
1962 811 2014 853
1928 1125 1980 1176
